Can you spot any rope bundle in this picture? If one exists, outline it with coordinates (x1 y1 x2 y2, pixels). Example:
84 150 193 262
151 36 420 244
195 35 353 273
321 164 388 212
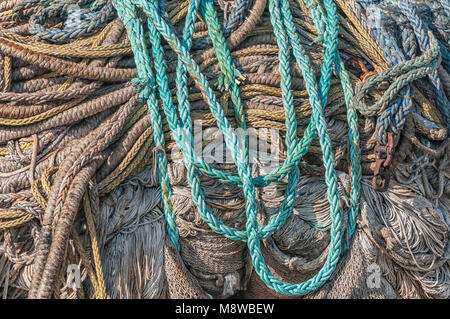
0 0 448 299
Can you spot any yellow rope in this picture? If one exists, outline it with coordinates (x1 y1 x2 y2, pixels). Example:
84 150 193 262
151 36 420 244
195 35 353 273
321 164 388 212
3 55 11 92
41 166 59 195
29 164 106 298
31 178 47 209
71 229 103 298
99 127 154 195
82 193 107 299
0 209 30 219
332 0 387 67
0 21 131 59
0 97 86 126
0 210 35 230
0 141 33 156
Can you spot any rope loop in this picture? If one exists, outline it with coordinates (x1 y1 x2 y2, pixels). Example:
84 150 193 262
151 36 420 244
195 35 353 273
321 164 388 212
112 0 362 296
28 0 115 44
131 76 154 101
355 30 442 118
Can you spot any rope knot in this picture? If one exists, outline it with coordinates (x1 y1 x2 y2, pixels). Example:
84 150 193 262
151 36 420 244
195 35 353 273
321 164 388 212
131 77 153 101
354 30 442 119
28 0 115 44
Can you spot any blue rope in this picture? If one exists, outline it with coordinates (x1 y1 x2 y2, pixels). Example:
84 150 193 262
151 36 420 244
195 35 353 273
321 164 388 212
192 0 249 49
395 0 450 126
29 0 115 44
357 0 449 135
356 0 446 146
223 0 249 37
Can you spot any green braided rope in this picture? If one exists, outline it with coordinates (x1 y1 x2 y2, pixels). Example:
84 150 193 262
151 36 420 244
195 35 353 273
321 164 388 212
115 0 180 250
112 0 362 296
124 0 299 242
244 0 346 295
173 0 298 241
282 0 361 251
200 0 250 164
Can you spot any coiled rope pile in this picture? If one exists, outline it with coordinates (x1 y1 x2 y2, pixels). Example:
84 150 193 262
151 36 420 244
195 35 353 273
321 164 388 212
0 0 448 299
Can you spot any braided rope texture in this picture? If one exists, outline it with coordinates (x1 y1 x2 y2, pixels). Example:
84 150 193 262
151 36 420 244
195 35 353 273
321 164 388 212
0 0 448 299
112 0 361 296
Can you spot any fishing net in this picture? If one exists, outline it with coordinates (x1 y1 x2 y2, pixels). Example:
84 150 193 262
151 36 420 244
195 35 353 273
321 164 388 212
0 0 448 299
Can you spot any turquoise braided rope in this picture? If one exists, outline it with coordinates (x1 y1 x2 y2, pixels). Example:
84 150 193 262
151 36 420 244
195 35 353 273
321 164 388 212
177 0 299 240
114 0 180 251
138 0 298 243
200 0 250 164
243 0 358 294
126 0 302 243
148 0 329 243
174 0 299 241
128 0 262 243
294 0 361 251
112 0 362 295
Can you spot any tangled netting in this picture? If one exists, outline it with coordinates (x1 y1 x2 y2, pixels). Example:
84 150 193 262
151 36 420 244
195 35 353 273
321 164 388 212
0 0 448 299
